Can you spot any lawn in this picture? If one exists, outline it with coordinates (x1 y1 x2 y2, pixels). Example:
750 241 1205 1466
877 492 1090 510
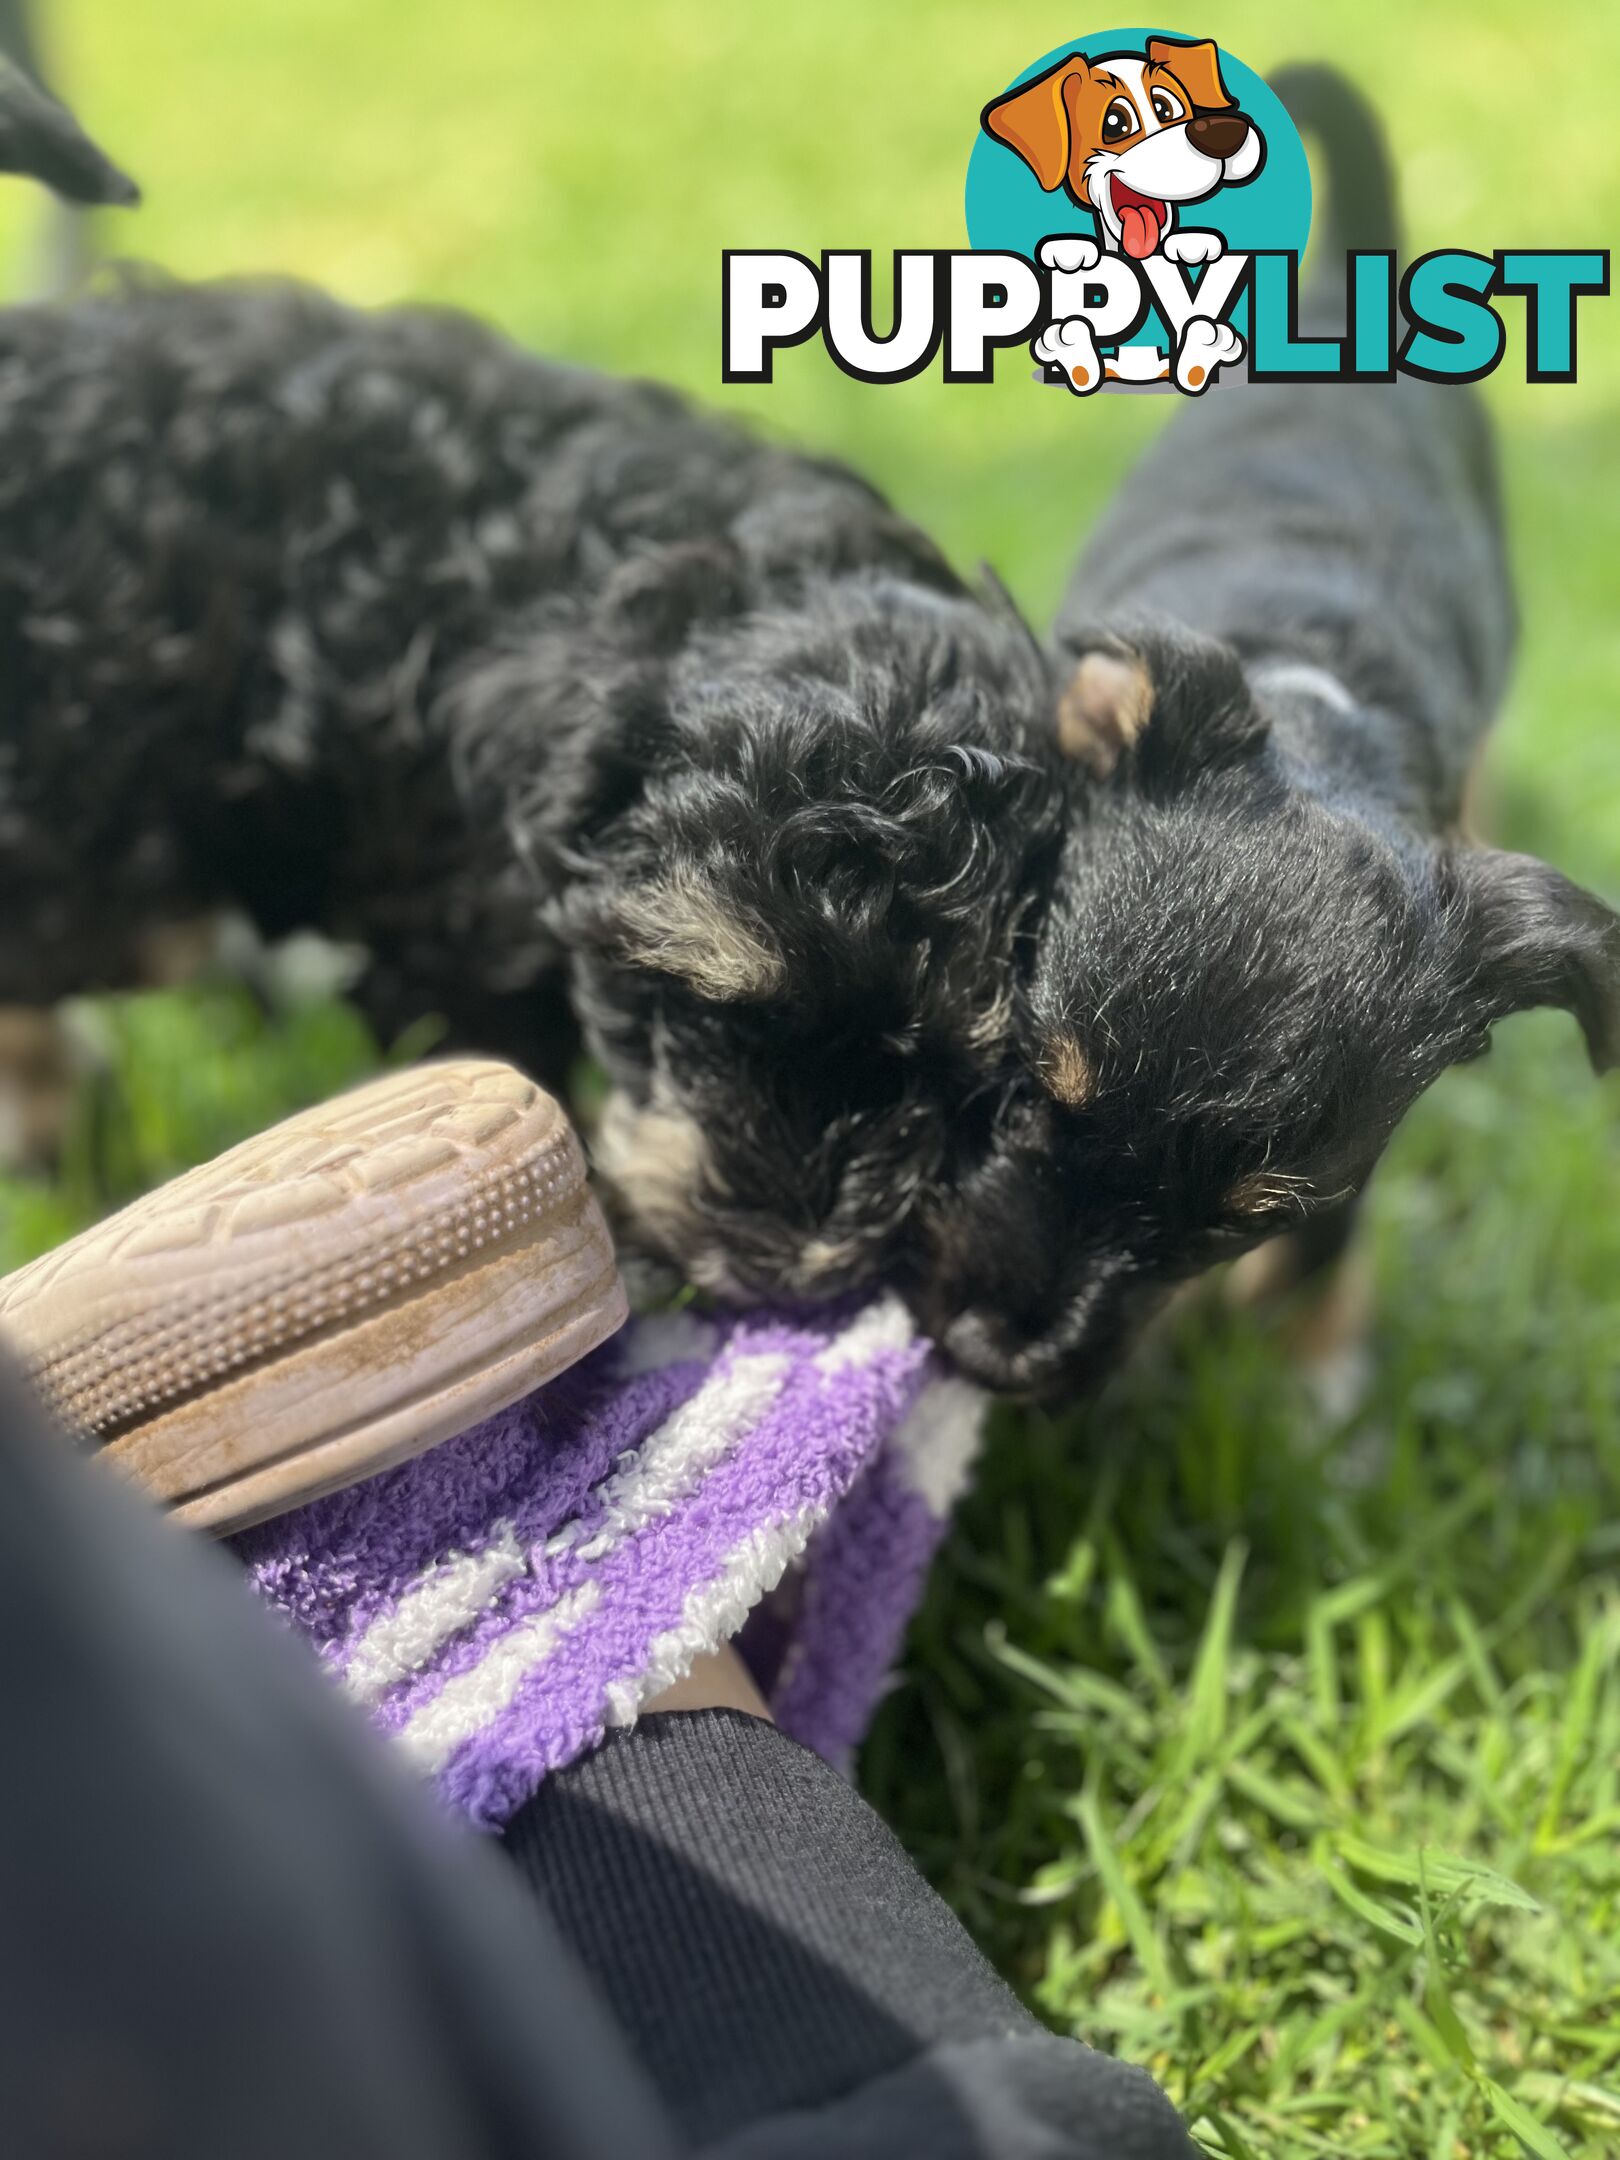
4 4 1617 2153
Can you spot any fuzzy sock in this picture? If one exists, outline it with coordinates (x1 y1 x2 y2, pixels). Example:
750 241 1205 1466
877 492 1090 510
235 1294 983 1830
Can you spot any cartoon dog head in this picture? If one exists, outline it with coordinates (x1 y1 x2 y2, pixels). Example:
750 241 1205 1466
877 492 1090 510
982 37 1263 258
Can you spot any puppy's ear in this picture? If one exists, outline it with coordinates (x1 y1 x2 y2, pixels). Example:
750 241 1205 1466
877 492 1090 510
1456 848 1620 1072
1146 36 1235 111
981 55 1094 193
1056 649 1154 778
1055 631 1266 782
0 59 139 205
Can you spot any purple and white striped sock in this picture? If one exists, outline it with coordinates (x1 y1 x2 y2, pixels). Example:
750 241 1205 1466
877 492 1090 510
236 1294 983 1830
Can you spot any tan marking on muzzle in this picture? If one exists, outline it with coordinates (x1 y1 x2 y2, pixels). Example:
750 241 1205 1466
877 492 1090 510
595 1089 712 1247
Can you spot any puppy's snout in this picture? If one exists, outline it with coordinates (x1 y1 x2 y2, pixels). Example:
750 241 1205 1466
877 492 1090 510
923 1244 1162 1399
935 1296 1093 1396
1187 110 1250 160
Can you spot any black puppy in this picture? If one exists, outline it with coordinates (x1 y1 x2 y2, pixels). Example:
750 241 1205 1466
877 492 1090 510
937 67 1619 1389
0 278 1071 1315
0 71 1612 1395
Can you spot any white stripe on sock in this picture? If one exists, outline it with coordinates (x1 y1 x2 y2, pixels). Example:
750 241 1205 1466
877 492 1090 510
345 1350 790 1698
602 1500 825 1728
891 1374 986 1516
562 1350 791 1561
360 1300 908 1760
345 1524 525 1707
395 1580 603 1774
812 1292 915 1372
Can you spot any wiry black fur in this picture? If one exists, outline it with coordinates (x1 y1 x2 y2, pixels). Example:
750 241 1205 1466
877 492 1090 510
0 70 1614 1396
927 67 1620 1389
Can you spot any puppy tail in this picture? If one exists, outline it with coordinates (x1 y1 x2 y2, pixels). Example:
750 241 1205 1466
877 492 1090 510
1270 63 1399 262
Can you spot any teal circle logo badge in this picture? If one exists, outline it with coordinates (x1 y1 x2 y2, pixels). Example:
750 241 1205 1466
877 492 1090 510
966 29 1311 391
721 35 1601 394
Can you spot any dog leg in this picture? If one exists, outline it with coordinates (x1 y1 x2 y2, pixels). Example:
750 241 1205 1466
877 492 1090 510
1172 314 1244 393
1159 235 1247 394
0 1005 74 1170
1034 237 1109 394
1160 230 1225 267
1226 1197 1374 1420
1034 315 1105 396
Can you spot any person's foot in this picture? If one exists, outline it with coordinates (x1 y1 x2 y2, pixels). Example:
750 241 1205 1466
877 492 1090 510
238 1298 967 1826
0 1060 626 1533
0 1053 980 1823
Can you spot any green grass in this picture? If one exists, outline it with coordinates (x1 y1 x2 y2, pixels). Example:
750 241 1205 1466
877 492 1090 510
0 987 388 1274
865 1015 1620 2155
4 5 1618 2153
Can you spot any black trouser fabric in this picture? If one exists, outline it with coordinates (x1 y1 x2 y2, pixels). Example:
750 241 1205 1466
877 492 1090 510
0 1356 1196 2159
507 1713 1195 2156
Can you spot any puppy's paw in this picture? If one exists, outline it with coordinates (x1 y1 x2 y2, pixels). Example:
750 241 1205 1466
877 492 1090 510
0 1005 76 1169
1174 314 1244 393
1033 314 1103 396
1038 234 1100 275
1161 228 1224 267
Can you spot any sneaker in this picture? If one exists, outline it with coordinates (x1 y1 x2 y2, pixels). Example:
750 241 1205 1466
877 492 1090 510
0 1060 626 1533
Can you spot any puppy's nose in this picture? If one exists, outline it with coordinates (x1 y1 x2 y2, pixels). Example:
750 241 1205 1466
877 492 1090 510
1187 110 1250 160
939 1308 1050 1394
940 1312 1012 1389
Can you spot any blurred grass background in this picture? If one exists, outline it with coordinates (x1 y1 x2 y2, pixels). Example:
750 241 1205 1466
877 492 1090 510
1 4 1616 2153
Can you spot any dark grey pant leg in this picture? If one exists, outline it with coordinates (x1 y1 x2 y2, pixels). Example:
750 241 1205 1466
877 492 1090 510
507 1713 1198 2159
0 1357 676 2160
0 1341 1194 2160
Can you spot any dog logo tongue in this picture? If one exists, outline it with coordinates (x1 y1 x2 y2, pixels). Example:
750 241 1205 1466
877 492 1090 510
1111 177 1167 259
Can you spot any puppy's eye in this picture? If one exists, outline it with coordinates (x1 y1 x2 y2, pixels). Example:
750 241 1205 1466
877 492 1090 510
1150 88 1184 123
1101 99 1138 142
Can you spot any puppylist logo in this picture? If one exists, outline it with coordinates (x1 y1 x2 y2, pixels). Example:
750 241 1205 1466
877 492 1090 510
723 29 1609 396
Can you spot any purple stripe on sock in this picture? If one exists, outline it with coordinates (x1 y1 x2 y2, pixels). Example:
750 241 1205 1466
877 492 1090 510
236 1339 711 1653
770 1440 948 1767
373 1319 927 1738
428 1329 933 1824
239 1297 968 1831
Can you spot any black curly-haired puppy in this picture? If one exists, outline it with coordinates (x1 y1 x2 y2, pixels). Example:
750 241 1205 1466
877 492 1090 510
0 275 1076 1324
0 69 1614 1395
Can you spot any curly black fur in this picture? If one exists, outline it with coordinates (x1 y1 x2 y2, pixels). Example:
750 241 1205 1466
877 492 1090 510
0 274 1077 1329
0 74 1614 1398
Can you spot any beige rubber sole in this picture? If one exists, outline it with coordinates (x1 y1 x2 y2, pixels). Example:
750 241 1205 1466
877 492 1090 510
0 1060 626 1534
